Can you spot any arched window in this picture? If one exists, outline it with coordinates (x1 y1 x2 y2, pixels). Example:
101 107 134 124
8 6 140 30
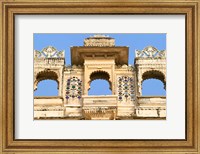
88 71 112 95
34 80 58 96
34 70 59 96
142 79 166 96
141 70 166 96
88 79 112 95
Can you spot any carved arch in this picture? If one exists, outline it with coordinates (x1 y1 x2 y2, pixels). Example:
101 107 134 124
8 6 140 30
88 70 112 91
141 70 166 89
34 69 59 91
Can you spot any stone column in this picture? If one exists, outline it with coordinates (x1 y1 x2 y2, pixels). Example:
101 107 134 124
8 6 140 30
83 64 89 95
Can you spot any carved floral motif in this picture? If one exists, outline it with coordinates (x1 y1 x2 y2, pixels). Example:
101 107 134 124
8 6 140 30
117 76 135 102
135 46 166 58
34 46 65 58
65 77 82 100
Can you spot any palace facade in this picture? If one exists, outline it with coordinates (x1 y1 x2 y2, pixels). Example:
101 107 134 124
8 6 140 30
34 35 166 120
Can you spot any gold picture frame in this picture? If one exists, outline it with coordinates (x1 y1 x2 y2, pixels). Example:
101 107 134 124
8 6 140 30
0 0 199 153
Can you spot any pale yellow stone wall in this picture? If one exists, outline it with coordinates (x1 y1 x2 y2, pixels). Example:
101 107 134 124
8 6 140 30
135 58 166 96
83 59 115 95
34 36 166 120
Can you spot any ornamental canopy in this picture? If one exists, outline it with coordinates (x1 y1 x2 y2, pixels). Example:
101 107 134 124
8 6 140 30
71 34 128 65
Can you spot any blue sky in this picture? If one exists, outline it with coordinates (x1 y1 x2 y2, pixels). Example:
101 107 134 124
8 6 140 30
34 33 166 96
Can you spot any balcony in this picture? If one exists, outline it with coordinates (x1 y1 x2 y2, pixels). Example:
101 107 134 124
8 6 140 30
136 96 166 118
34 96 64 119
82 95 118 120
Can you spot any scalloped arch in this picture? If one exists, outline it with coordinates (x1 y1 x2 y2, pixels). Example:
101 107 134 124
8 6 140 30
142 70 166 86
89 70 110 81
34 69 59 91
88 70 112 91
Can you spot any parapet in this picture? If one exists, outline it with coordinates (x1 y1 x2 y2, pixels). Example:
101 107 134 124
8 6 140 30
84 34 115 47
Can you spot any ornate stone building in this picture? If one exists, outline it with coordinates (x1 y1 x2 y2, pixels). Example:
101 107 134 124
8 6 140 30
34 35 166 120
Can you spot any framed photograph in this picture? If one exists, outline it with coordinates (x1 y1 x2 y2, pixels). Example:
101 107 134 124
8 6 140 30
1 0 199 153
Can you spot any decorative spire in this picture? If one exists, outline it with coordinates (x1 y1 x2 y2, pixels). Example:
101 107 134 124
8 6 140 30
34 46 65 58
135 46 166 58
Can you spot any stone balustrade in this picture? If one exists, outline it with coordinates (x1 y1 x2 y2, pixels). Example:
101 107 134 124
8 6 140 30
136 96 166 118
34 97 64 119
34 96 63 105
138 96 166 104
82 95 118 107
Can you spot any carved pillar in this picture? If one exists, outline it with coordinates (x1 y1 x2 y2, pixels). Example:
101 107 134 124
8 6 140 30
137 68 143 96
58 70 62 96
84 65 89 95
111 64 115 95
